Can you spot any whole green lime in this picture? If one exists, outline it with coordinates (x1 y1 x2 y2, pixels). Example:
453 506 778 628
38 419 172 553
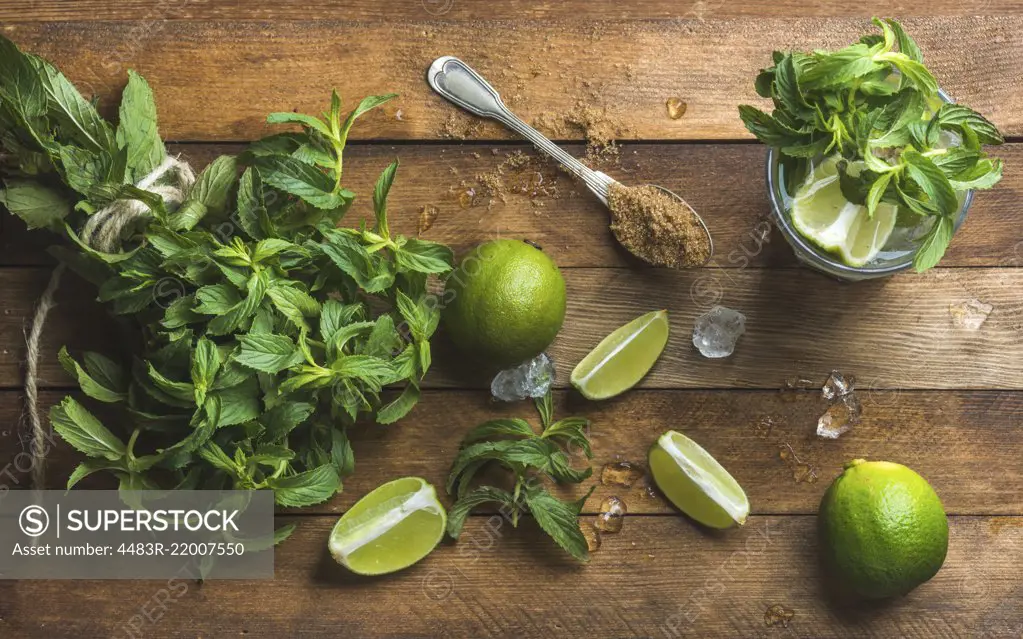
443 239 566 368
818 459 948 599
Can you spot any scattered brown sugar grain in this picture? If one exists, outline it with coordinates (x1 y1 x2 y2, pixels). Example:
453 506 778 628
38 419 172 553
607 184 710 268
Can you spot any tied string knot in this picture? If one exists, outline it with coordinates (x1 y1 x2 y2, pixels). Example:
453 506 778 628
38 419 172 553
25 156 196 489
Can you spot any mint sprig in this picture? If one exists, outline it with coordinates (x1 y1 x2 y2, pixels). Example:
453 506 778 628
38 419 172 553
739 17 1005 272
446 391 595 561
0 34 454 527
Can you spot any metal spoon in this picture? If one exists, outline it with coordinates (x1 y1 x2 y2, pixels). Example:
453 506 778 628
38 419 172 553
426 55 713 267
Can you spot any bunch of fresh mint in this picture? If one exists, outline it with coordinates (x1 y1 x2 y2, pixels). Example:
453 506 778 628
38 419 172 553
446 392 594 561
0 35 453 524
739 18 1004 271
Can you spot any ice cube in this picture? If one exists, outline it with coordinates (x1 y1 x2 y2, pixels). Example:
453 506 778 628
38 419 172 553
816 394 862 440
764 604 795 628
581 523 602 552
600 461 645 488
490 353 555 402
821 370 854 401
692 306 746 358
950 299 993 330
594 496 627 534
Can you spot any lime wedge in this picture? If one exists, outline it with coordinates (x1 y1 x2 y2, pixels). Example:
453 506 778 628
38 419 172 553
790 156 898 267
328 477 446 575
570 309 669 400
649 430 749 529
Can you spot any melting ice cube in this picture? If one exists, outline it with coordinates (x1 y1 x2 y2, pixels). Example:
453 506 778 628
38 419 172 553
490 353 555 402
600 461 645 488
594 496 627 534
821 370 854 401
816 394 862 440
950 299 993 330
692 306 746 358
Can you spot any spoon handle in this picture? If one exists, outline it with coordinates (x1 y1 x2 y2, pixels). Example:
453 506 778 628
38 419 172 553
427 56 615 205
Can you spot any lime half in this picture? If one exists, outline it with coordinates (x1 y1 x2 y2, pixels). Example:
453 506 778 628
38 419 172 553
570 309 669 400
329 477 446 575
790 157 898 267
649 430 749 528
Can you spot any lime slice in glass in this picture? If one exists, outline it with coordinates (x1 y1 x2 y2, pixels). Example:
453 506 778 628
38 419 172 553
328 477 446 575
649 430 749 529
570 309 669 400
790 156 898 267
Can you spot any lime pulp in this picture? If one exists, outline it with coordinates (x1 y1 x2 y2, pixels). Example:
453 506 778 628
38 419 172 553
328 477 446 576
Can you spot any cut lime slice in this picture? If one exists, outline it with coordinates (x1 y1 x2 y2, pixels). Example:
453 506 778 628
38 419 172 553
649 430 749 529
328 477 446 575
790 156 898 267
570 309 669 400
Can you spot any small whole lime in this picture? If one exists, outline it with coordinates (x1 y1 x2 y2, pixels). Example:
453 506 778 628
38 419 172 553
818 459 948 599
442 239 566 368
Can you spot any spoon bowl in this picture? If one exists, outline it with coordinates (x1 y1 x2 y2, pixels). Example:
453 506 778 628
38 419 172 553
427 56 714 268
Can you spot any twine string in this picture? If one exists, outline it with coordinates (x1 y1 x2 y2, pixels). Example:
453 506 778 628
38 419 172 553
25 156 196 489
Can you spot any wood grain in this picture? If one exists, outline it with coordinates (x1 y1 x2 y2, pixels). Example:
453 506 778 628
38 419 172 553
3 0 1020 22
3 267 1021 390
7 389 1022 516
3 142 1021 269
2 515 1020 638
2 17 1020 141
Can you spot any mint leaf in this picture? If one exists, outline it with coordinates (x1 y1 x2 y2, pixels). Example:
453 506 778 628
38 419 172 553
772 54 814 120
338 94 397 148
541 417 592 459
395 239 454 275
260 401 315 441
208 380 261 427
236 333 304 373
865 172 892 218
800 44 883 89
738 105 807 147
254 155 348 210
267 283 321 329
949 158 1003 191
147 363 196 404
376 383 421 425
265 111 333 138
902 149 959 216
117 70 165 181
50 397 127 461
36 56 116 154
68 459 126 489
447 486 516 540
885 18 923 63
0 36 46 118
58 347 127 403
0 181 71 230
523 485 590 562
372 160 397 239
913 215 955 272
461 418 536 444
190 337 221 405
932 103 1004 146
269 464 342 507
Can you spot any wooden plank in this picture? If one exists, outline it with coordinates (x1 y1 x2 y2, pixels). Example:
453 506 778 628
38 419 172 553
7 389 1022 516
2 0 1019 22
2 515 1021 637
1 17 1020 141
2 267 1021 390
4 142 1021 268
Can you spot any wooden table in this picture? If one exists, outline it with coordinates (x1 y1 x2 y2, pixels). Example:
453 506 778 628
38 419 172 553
2 2 1023 637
